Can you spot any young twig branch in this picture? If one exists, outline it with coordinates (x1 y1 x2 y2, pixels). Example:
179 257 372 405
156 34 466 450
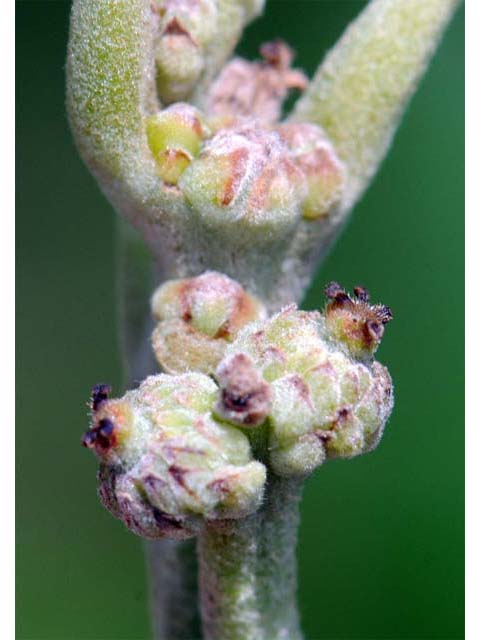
67 1 460 638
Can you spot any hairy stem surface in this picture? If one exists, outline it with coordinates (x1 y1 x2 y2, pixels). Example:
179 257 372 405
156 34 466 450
198 474 303 640
147 539 201 640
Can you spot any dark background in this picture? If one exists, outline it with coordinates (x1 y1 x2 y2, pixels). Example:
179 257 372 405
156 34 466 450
17 1 464 638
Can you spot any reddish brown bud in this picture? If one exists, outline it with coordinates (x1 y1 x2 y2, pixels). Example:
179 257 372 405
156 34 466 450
82 418 118 456
215 353 272 427
206 41 307 125
324 283 393 359
353 285 370 302
91 383 111 412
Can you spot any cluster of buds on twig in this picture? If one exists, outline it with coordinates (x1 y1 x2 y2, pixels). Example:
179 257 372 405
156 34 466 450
68 1 460 637
146 73 346 224
142 57 347 282
67 0 457 309
83 371 266 539
69 0 460 546
83 273 393 538
67 0 353 307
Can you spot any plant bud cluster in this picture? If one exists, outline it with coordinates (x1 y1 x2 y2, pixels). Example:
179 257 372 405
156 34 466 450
215 284 393 475
145 44 346 238
83 373 266 539
83 278 393 536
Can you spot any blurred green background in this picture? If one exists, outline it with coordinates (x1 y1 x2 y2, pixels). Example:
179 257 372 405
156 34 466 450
16 1 464 638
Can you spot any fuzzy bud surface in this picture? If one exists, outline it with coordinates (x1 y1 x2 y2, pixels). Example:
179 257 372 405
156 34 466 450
82 373 266 538
324 281 393 359
215 286 393 476
146 103 210 184
151 271 266 374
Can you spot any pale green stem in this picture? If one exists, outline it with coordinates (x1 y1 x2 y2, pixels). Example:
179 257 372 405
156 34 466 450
198 474 303 640
199 517 261 640
147 539 201 640
66 0 161 200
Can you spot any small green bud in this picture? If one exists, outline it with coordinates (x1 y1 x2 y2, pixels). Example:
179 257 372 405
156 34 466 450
151 271 266 375
179 123 305 234
83 373 266 539
278 123 346 220
154 0 266 104
146 103 209 184
154 0 219 104
216 291 393 476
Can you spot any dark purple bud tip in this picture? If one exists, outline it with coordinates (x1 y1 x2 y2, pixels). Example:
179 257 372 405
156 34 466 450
324 281 351 304
336 407 351 423
324 281 393 355
95 418 117 451
378 305 393 324
365 319 384 341
81 429 97 448
91 383 112 411
353 286 370 302
153 508 185 532
81 418 117 455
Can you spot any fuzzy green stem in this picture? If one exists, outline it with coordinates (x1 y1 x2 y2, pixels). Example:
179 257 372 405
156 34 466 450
198 474 303 640
199 516 261 640
147 539 201 640
66 0 160 195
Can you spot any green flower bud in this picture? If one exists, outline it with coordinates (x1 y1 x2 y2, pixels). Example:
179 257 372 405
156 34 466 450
146 103 209 184
82 373 266 539
178 123 306 235
154 0 266 105
215 290 393 476
151 271 266 374
278 123 346 220
154 0 218 104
